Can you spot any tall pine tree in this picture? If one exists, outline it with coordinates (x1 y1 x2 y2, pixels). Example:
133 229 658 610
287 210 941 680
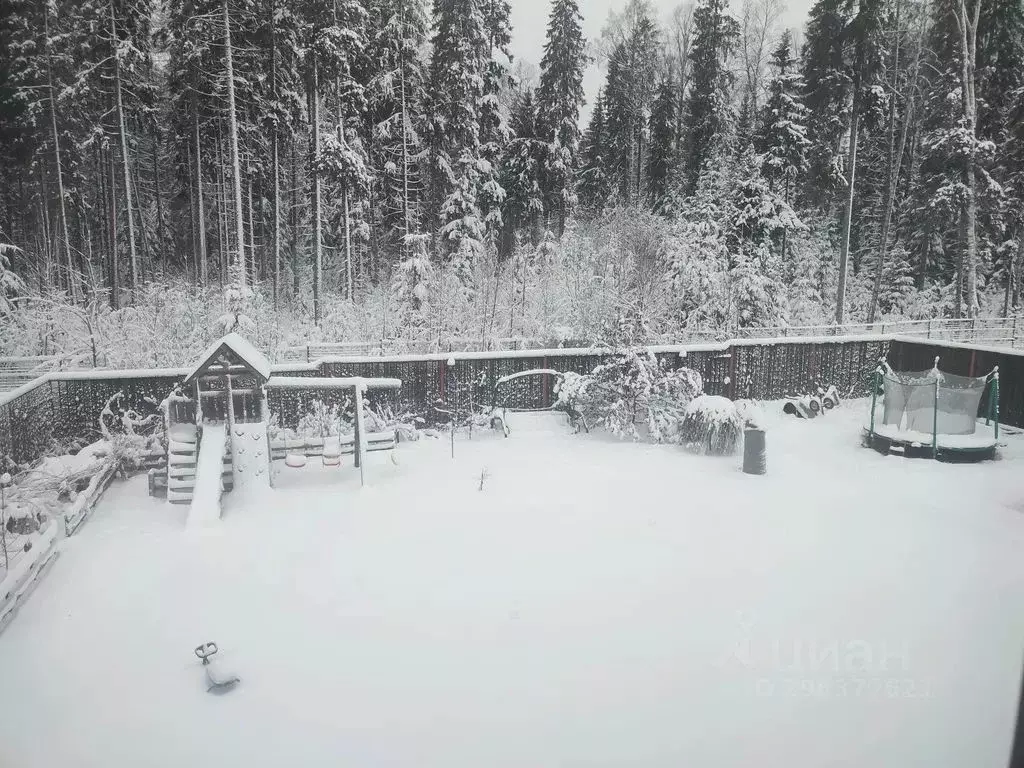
536 0 588 235
684 0 741 193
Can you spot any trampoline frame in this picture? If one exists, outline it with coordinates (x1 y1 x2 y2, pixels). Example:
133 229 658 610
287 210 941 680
863 357 1000 462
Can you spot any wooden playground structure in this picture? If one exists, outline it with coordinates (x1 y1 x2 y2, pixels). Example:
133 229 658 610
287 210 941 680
152 334 403 511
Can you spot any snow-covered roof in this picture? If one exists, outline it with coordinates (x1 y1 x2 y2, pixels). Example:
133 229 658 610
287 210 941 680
183 333 272 385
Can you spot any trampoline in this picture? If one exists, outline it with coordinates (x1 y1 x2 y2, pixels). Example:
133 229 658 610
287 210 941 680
863 357 1000 462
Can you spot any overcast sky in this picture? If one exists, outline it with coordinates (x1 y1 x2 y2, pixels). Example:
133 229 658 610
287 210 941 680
507 0 815 123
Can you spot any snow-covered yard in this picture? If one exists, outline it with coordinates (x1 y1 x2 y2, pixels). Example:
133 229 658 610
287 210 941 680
0 403 1022 768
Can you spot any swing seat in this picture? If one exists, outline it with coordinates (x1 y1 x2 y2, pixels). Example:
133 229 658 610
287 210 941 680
285 453 307 468
323 437 342 466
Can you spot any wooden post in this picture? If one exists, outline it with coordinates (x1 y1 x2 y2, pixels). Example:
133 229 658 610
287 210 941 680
226 373 236 430
260 384 274 488
353 383 367 487
259 384 269 423
542 356 549 407
729 351 737 400
224 373 236 490
194 381 203 425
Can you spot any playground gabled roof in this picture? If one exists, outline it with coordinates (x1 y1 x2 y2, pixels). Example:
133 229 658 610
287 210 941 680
183 333 272 386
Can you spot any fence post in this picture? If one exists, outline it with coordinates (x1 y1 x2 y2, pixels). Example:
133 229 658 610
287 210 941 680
542 357 550 407
1013 316 1018 347
927 319 933 338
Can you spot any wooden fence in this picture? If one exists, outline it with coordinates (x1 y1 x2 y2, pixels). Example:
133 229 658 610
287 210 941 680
1 337 894 468
887 337 1024 429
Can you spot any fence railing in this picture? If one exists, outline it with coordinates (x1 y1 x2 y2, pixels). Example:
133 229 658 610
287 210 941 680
0 356 56 394
276 337 551 362
733 317 1021 345
4 317 1019 385
278 317 1021 360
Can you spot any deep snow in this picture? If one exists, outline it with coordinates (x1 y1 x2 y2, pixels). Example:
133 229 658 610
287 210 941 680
0 403 1022 768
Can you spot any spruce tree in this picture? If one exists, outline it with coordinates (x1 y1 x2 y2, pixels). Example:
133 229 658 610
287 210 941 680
361 0 430 258
684 0 740 194
600 7 659 206
647 73 677 213
800 0 853 208
602 42 635 204
478 0 514 244
757 30 810 202
425 0 493 283
536 0 588 235
577 90 613 213
500 89 545 256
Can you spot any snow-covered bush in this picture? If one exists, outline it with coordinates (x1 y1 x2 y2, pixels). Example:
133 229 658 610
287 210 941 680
5 500 45 535
647 366 705 443
214 262 257 337
680 395 744 455
554 371 590 411
559 350 704 441
296 399 347 438
98 391 162 476
584 348 661 439
364 404 421 442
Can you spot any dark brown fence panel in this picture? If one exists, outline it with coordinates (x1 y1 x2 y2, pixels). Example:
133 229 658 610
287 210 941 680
731 340 888 400
0 381 56 466
318 358 442 412
50 375 183 447
888 340 1024 428
0 338 918 469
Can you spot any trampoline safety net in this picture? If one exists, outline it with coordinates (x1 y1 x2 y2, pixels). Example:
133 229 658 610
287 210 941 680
881 370 987 435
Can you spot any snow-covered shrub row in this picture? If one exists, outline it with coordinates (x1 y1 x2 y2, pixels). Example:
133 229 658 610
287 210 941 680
679 395 744 456
4 206 1010 366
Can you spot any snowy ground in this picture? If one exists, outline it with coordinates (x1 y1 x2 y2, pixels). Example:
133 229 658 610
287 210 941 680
0 402 1022 768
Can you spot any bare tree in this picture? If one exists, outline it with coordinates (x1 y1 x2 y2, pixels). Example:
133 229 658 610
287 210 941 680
112 5 139 297
953 0 981 318
668 3 695 143
193 104 208 285
223 0 247 291
44 6 79 302
310 61 323 325
868 0 926 323
739 0 783 116
269 0 281 307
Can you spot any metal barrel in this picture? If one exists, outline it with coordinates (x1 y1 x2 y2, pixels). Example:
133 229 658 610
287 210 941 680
743 428 766 475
